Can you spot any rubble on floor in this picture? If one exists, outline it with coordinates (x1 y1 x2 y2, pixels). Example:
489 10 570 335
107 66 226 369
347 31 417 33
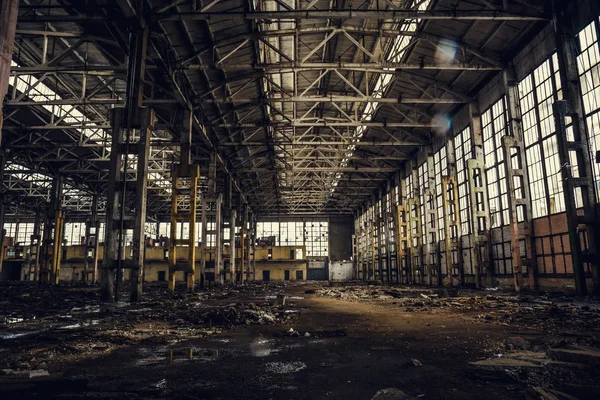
316 284 600 399
469 344 600 399
316 285 600 337
0 282 301 376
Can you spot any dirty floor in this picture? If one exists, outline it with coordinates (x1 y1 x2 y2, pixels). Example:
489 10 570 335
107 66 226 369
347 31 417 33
1 282 600 399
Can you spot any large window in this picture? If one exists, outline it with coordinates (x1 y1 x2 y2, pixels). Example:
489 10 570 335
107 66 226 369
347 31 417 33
64 222 86 246
519 54 565 218
255 220 328 257
482 97 510 228
577 18 600 198
418 161 428 245
433 147 447 241
279 221 304 246
305 221 329 257
454 127 472 235
405 174 415 199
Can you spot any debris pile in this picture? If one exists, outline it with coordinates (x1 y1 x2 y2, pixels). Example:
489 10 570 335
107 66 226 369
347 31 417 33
316 285 600 336
0 282 302 373
201 303 296 327
470 344 600 399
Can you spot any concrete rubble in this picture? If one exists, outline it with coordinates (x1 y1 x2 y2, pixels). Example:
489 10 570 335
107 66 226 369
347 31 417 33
316 285 600 336
318 284 600 399
0 281 301 384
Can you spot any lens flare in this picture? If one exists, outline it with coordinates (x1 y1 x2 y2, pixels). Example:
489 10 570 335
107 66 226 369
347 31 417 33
432 113 451 137
435 40 458 63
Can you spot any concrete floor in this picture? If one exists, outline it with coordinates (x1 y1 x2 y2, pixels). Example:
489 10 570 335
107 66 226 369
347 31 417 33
1 282 599 399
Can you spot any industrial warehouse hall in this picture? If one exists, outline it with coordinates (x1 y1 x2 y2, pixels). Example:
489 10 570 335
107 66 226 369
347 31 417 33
2 0 600 398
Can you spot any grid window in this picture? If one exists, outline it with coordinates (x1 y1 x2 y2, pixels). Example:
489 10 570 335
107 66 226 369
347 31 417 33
454 127 472 235
482 97 510 228
64 222 86 246
305 221 329 257
577 18 600 198
417 162 428 245
434 147 447 241
405 173 414 200
519 54 565 217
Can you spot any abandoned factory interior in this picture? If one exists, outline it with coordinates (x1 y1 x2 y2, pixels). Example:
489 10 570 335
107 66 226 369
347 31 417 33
2 0 600 399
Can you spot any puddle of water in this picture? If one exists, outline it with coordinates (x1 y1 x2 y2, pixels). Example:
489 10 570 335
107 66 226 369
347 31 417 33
288 296 304 300
265 361 307 374
250 338 280 357
6 317 24 324
135 347 222 366
0 330 37 340
69 305 100 314
167 348 220 364
56 319 100 330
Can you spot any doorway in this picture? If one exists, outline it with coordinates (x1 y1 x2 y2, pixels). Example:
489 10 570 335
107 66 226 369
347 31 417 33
284 270 290 281
262 270 270 281
158 271 166 282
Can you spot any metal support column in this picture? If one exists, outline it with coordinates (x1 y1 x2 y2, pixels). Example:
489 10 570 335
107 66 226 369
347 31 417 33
395 203 409 285
467 160 491 288
0 0 19 143
554 101 599 295
424 155 438 286
83 195 99 283
443 134 462 286
229 208 237 283
168 163 199 291
39 176 64 285
130 110 153 301
26 210 42 281
504 67 537 292
441 176 462 286
215 194 224 284
200 192 207 287
553 1 600 295
241 206 247 283
252 216 256 280
103 108 153 301
101 10 149 301
468 101 492 288
0 150 6 277
407 176 422 285
246 211 252 281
